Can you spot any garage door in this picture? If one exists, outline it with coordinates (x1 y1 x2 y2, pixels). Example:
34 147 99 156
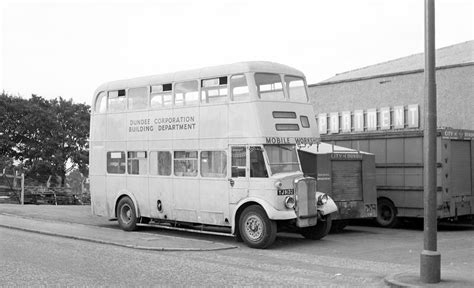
332 160 363 201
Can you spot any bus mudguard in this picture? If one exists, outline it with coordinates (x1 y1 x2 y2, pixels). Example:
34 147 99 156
231 197 297 234
113 191 141 219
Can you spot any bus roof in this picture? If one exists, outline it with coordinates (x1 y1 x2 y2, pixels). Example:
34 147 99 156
93 61 305 96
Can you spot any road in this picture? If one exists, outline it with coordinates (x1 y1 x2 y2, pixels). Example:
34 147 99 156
0 205 473 286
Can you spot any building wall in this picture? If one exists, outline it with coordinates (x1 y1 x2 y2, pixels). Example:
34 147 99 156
308 64 474 130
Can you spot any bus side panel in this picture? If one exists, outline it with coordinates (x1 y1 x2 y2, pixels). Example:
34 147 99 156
127 176 150 217
200 178 229 226
90 175 107 217
148 177 173 219
90 141 107 216
106 175 127 217
172 178 199 222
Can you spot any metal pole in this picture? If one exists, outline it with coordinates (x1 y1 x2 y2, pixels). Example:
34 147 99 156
420 0 441 283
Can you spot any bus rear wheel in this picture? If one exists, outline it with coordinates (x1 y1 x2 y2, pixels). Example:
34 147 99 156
300 214 332 240
239 205 277 249
117 197 138 231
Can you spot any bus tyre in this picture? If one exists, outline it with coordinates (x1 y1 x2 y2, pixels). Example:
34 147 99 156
300 214 332 240
376 198 399 228
239 205 277 249
117 197 138 231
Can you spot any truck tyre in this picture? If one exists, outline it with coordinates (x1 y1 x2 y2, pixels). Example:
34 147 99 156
239 205 277 249
301 214 332 240
330 219 348 233
376 198 399 228
117 197 138 231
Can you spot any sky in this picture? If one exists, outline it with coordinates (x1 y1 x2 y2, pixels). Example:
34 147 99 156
1 0 473 105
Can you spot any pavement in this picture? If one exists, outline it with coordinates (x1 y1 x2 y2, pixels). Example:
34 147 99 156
1 204 473 287
0 204 236 251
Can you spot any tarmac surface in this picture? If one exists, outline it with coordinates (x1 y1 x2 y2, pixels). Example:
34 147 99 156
1 204 473 287
0 204 236 251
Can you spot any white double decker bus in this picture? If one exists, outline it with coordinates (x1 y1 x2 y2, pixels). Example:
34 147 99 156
90 61 337 248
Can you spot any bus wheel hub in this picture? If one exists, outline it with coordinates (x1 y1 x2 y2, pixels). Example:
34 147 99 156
245 216 263 240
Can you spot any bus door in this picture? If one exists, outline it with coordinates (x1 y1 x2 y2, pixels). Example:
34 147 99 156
199 150 229 226
229 146 249 205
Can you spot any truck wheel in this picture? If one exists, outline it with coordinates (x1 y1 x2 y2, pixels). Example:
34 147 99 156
239 205 277 249
117 197 138 231
330 219 348 233
301 214 333 240
376 198 398 228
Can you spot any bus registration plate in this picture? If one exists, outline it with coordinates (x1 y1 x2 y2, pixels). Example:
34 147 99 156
277 189 294 196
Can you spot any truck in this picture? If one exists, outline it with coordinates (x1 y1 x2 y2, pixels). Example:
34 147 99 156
320 127 474 227
298 143 377 231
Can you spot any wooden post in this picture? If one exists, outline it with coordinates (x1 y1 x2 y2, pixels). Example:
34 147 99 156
21 173 25 205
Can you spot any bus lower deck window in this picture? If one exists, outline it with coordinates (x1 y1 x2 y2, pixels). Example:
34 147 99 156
127 151 147 175
250 147 268 178
201 151 227 178
231 146 246 177
107 151 126 174
150 151 172 176
174 151 198 177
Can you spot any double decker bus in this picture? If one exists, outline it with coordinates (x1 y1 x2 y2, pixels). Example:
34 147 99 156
90 62 337 248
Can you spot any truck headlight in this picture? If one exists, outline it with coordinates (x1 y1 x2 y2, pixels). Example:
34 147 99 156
284 196 296 209
317 194 328 205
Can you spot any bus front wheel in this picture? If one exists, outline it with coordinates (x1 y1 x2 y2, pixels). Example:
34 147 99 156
239 205 277 249
117 197 138 231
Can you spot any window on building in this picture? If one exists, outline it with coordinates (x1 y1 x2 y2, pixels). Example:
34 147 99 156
285 76 308 102
150 151 172 176
174 151 198 177
175 81 199 106
150 84 173 108
95 91 107 113
201 77 228 104
108 90 126 112
107 151 126 174
230 74 250 101
201 151 227 178
231 146 246 177
128 87 148 110
255 73 284 101
127 151 147 175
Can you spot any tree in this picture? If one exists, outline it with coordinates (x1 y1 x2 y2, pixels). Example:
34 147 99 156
0 92 90 185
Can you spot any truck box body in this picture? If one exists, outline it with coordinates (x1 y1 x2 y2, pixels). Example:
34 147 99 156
320 128 474 221
298 143 377 220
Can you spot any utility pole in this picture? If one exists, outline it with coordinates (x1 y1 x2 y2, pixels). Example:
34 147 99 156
420 0 441 283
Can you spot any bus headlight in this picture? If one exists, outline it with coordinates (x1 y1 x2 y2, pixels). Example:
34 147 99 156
274 181 282 188
317 194 329 205
284 196 296 209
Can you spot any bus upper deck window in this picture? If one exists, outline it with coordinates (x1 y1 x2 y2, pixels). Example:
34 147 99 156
285 76 308 103
201 77 228 104
230 74 249 101
175 81 199 106
255 73 284 101
95 91 106 113
150 84 172 108
108 90 126 112
128 87 148 110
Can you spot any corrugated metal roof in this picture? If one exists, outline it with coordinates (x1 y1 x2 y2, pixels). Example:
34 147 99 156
317 40 474 84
